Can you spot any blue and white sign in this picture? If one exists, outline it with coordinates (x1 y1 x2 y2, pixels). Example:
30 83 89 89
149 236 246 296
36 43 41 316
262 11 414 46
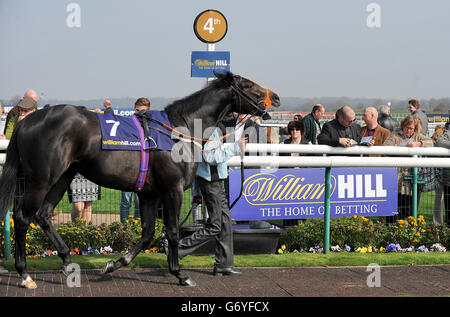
191 51 230 77
229 167 398 220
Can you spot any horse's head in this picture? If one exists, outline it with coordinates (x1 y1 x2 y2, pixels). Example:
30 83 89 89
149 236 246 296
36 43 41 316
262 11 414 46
214 71 280 120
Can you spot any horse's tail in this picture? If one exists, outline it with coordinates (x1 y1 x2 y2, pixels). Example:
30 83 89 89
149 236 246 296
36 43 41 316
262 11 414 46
0 130 20 221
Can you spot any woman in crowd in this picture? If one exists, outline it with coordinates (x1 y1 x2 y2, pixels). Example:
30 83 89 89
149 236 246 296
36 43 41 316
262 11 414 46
382 115 433 222
281 120 310 156
68 173 101 224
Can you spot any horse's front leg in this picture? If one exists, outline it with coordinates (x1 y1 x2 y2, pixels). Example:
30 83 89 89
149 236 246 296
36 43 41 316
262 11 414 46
102 196 158 274
163 188 196 287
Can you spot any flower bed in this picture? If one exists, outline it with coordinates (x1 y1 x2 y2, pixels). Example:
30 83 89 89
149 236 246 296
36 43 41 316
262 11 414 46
0 217 164 258
278 215 449 254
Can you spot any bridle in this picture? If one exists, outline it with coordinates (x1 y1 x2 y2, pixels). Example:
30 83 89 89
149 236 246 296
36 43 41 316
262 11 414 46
227 76 272 121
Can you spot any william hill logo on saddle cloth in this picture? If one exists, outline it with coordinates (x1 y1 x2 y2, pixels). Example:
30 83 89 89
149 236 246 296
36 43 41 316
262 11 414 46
97 111 174 151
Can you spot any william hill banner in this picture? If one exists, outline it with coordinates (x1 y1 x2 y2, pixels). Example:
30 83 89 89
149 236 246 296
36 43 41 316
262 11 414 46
229 168 398 221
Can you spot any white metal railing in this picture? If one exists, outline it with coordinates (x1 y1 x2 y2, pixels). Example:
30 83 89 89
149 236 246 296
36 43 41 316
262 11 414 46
227 144 450 168
243 143 450 157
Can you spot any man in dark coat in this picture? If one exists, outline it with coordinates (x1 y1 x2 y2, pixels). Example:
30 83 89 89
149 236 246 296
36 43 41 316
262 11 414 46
318 105 361 147
302 104 325 144
378 105 399 132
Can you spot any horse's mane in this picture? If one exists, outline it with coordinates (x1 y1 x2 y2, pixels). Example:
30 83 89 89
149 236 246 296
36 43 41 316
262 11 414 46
164 77 226 122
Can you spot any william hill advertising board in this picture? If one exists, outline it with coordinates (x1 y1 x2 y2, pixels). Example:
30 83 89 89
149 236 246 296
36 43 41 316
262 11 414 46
191 51 230 77
229 168 398 221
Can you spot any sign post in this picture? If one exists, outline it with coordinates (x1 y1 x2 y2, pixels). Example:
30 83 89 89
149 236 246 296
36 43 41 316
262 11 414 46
192 10 229 83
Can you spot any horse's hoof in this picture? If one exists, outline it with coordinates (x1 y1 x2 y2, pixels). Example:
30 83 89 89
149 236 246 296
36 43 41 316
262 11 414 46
21 276 37 289
180 277 196 287
61 265 70 276
102 261 115 275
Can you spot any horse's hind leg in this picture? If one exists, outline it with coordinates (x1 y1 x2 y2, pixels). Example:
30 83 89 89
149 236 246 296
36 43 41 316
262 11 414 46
34 170 76 275
103 196 159 274
163 187 196 287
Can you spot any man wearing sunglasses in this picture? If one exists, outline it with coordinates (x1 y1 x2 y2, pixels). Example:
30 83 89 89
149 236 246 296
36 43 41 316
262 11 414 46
318 105 361 147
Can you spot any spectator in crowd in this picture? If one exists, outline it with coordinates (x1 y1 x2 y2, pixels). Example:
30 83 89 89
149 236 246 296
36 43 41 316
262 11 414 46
281 120 310 150
68 174 101 224
177 123 247 276
378 105 399 132
383 115 433 223
432 125 445 144
1 90 39 140
96 99 114 114
119 97 151 222
293 114 302 122
103 99 113 114
317 105 361 147
1 98 37 140
435 126 450 227
360 107 390 155
267 127 280 144
303 104 325 144
408 99 428 136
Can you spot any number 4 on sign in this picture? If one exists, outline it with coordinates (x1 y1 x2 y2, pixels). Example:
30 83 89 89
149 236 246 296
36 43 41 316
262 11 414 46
204 17 215 34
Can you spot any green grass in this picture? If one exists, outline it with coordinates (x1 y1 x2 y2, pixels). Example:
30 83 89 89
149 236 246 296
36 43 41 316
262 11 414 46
2 252 449 272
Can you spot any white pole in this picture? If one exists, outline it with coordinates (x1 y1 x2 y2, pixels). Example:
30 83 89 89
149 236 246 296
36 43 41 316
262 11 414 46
206 43 215 85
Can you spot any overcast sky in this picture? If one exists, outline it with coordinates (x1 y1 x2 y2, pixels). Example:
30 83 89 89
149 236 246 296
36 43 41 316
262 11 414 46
1 0 449 102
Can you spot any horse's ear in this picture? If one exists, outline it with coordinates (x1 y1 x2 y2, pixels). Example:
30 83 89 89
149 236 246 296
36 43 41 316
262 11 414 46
213 71 225 79
224 71 234 82
213 71 234 83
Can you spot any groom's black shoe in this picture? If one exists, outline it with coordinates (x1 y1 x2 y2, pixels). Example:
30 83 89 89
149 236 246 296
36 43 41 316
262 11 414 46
213 267 242 276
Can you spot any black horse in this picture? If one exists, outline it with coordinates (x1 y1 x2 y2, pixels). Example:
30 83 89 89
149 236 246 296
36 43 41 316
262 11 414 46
0 71 280 288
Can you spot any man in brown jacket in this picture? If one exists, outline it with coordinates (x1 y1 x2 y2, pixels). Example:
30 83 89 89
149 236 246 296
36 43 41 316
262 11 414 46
360 107 390 156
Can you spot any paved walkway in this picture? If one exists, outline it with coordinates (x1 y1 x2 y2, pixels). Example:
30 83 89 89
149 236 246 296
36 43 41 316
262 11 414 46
1 265 449 298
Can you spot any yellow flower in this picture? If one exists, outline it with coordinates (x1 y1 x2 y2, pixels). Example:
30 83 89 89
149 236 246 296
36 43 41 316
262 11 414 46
277 248 283 254
281 245 286 251
380 247 386 253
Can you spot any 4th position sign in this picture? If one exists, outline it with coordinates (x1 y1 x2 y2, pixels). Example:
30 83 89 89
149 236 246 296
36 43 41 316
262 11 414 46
193 9 228 43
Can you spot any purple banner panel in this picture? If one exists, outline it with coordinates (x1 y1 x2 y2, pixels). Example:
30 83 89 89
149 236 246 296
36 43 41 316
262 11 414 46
229 167 398 221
